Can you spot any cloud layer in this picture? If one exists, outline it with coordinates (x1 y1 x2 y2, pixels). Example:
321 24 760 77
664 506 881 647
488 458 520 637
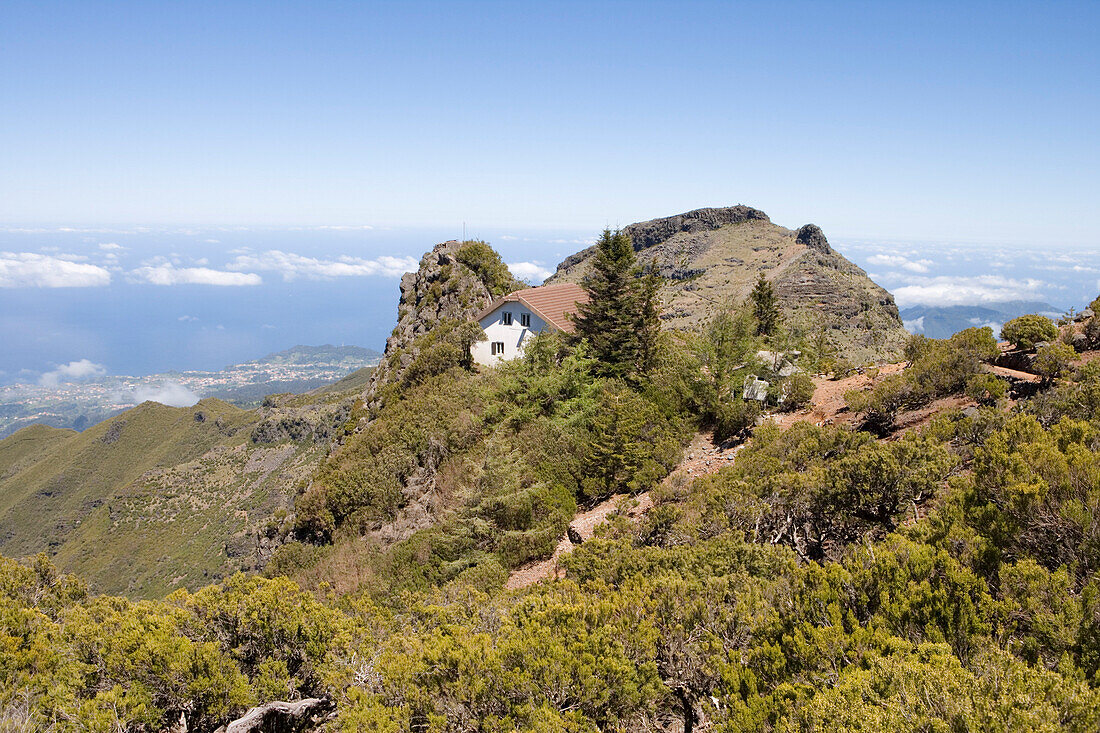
129 263 262 286
892 275 1048 308
39 359 107 387
115 382 200 407
866 253 933 273
0 252 112 288
226 251 417 280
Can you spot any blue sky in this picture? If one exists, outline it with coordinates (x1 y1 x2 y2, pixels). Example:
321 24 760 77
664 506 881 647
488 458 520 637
3 0 1098 241
0 1 1098 381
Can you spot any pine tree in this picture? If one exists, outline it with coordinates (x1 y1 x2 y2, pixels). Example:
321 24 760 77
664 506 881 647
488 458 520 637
572 229 661 378
751 272 780 337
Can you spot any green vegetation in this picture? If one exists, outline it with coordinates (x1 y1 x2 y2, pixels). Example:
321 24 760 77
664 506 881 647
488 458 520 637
1002 313 1059 350
6 350 1100 730
1034 341 1077 382
292 325 695 595
0 388 356 597
571 229 661 379
455 240 524 297
750 272 780 336
845 327 999 430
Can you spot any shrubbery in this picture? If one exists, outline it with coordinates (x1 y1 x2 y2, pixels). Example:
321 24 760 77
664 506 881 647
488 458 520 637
454 240 523 297
1002 313 1059 350
845 327 999 429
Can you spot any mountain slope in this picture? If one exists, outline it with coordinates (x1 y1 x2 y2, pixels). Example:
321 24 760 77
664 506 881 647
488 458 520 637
548 206 909 362
0 389 352 597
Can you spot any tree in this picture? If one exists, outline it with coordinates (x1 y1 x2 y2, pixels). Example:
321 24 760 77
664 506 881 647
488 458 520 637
1001 314 1058 351
572 229 661 378
750 273 780 336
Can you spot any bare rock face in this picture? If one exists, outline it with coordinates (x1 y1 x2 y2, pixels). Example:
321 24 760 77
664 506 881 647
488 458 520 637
548 205 909 363
365 241 495 404
622 205 771 250
795 224 831 254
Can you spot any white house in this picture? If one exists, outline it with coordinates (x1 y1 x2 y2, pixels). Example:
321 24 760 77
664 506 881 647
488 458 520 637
471 283 588 367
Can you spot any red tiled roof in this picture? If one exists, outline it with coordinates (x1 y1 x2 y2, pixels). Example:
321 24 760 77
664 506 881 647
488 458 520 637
475 283 589 333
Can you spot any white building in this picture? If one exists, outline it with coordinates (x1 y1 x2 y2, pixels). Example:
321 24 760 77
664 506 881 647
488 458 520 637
471 283 588 367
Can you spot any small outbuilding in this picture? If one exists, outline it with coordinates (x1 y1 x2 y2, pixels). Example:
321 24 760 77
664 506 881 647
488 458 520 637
471 283 588 367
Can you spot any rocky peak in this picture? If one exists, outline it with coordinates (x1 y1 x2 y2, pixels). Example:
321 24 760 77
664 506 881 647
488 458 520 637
621 205 771 251
389 241 492 346
365 240 499 402
547 205 909 363
795 224 832 254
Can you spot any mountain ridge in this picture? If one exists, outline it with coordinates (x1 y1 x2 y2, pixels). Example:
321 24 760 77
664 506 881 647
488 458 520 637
547 205 909 363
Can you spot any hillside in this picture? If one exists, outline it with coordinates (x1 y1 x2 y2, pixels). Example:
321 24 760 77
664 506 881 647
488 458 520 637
548 205 909 363
0 386 356 597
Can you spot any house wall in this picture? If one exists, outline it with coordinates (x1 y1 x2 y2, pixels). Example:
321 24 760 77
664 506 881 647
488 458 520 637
471 304 551 366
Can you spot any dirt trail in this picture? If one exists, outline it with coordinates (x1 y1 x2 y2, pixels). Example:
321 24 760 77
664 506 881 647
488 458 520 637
505 360 965 590
505 432 735 590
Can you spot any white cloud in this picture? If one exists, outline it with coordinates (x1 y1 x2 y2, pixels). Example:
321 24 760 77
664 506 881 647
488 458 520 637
98 242 124 251
903 316 925 333
500 235 519 241
0 252 112 288
892 275 1047 308
39 359 107 387
129 262 262 286
226 250 417 280
508 261 553 283
178 315 199 322
115 382 199 407
866 254 934 273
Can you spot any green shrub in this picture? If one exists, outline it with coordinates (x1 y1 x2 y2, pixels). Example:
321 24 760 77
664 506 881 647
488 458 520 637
455 240 523 296
965 373 1007 404
1002 314 1058 350
846 328 998 428
1033 341 1076 381
779 373 816 411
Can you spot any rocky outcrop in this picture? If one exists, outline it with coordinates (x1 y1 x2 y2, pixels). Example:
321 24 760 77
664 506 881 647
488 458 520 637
250 402 352 445
795 224 831 254
548 206 909 363
365 241 495 404
623 205 771 250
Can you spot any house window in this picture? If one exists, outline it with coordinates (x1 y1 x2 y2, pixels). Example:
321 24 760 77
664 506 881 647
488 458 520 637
501 312 513 326
520 312 531 327
491 342 506 356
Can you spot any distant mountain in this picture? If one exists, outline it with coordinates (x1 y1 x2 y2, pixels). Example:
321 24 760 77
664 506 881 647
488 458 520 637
548 206 910 363
245 344 382 367
900 301 1061 339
